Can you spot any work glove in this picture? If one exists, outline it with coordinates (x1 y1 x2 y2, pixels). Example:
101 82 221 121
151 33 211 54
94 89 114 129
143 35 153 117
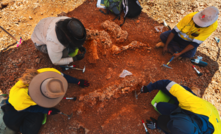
73 47 86 61
78 79 90 87
146 117 157 130
140 82 153 93
48 108 60 115
140 86 148 93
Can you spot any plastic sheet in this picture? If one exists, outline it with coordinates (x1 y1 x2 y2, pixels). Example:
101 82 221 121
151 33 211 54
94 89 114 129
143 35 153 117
154 26 164 32
119 70 132 78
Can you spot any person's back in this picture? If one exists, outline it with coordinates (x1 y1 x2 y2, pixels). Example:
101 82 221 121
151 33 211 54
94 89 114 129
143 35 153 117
141 80 221 133
31 17 87 65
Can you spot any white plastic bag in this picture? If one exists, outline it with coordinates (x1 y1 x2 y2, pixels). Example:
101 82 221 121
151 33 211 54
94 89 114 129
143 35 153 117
154 26 164 32
119 70 132 78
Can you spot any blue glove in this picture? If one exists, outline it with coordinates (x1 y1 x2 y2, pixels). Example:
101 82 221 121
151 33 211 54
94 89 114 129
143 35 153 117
146 117 157 130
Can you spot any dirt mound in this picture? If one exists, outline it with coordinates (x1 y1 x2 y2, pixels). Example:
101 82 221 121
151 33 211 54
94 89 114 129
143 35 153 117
112 41 151 55
101 20 128 43
0 1 220 134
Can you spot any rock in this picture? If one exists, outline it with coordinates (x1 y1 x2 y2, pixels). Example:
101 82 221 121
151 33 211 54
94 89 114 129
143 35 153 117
1 2 9 6
199 3 204 6
35 58 41 63
101 20 128 43
205 70 210 73
180 9 185 14
112 41 151 55
29 16 32 20
79 95 84 101
191 86 201 97
57 12 67 17
88 40 99 63
105 68 113 80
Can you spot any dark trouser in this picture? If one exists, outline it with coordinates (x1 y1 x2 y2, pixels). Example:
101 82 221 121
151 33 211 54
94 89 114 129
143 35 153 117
156 85 196 115
160 30 197 58
2 104 44 134
156 86 196 134
1 75 79 134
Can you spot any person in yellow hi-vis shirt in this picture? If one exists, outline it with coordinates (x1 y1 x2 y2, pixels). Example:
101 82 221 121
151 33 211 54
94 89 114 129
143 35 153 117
156 6 219 59
1 68 89 134
140 79 221 134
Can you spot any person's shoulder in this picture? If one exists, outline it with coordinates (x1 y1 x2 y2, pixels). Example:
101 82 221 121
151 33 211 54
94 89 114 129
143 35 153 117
37 68 61 74
211 20 218 29
184 12 198 18
205 20 218 32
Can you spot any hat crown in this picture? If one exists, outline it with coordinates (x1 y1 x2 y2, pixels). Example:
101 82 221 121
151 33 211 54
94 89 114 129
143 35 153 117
41 78 65 99
199 6 219 22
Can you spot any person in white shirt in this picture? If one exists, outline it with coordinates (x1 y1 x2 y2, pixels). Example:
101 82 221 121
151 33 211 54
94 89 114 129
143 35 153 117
31 17 86 65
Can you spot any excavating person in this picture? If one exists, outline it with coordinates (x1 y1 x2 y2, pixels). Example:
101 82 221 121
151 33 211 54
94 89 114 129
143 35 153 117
156 6 219 59
140 79 221 134
1 68 89 134
31 17 87 65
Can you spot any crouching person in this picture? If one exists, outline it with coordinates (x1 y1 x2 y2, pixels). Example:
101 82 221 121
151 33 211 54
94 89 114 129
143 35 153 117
31 17 87 65
140 80 221 134
1 68 89 134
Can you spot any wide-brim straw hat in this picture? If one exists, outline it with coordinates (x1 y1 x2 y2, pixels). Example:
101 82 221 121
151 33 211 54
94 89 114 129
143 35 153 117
193 6 219 27
29 72 68 108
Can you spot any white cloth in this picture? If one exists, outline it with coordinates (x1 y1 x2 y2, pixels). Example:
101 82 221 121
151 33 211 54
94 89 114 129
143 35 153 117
31 17 73 65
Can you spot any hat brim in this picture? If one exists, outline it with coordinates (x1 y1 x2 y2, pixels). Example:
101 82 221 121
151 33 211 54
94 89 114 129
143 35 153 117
60 18 86 47
193 12 218 27
29 72 68 108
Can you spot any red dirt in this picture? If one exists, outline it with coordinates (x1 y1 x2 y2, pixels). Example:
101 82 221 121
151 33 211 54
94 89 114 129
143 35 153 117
0 1 218 134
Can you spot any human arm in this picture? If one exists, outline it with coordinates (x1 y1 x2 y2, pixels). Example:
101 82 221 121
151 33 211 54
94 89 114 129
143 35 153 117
164 81 205 113
21 105 49 114
140 80 172 93
47 42 73 65
163 32 175 55
22 105 60 115
173 44 194 59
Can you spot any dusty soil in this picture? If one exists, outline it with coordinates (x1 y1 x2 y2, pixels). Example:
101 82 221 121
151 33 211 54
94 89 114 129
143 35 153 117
0 1 220 134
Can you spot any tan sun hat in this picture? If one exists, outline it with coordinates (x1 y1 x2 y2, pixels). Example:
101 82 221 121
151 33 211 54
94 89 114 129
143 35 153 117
193 6 219 27
29 71 68 108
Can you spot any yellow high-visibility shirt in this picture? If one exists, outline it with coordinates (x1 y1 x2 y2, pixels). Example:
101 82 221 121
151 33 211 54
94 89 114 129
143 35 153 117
8 68 61 111
174 12 218 45
166 81 221 134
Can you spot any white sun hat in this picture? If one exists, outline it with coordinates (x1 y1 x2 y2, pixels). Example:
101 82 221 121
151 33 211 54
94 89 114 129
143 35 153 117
193 6 219 27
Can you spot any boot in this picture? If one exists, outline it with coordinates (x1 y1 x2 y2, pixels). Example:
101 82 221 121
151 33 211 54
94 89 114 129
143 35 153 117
155 42 164 48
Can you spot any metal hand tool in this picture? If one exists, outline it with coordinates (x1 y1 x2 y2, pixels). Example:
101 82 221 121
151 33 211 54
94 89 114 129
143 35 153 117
60 65 86 73
59 112 73 120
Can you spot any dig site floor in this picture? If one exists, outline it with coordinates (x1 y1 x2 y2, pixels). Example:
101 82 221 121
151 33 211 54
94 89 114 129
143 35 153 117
0 1 218 134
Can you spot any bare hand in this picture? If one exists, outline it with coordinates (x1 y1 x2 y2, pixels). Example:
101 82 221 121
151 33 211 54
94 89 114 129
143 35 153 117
162 46 168 55
173 52 181 59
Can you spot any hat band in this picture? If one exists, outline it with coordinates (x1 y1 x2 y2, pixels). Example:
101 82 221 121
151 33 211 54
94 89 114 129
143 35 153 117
40 78 57 99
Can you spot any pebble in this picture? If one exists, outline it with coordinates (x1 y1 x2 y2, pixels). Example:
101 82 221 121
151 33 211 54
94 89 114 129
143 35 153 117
180 9 185 14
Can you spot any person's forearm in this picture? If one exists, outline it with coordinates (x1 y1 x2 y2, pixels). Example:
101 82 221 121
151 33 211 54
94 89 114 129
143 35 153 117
22 105 49 113
145 80 171 92
62 73 79 84
165 32 175 47
52 57 73 65
179 44 194 55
